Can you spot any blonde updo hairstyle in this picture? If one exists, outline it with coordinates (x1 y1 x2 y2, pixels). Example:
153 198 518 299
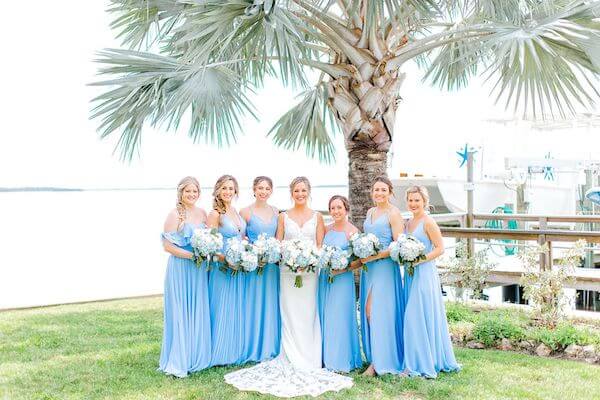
176 176 201 231
405 185 431 210
289 176 311 201
212 174 239 214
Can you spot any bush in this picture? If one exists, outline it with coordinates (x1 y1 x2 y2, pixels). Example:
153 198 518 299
531 324 600 350
445 302 477 323
473 316 525 347
449 321 475 343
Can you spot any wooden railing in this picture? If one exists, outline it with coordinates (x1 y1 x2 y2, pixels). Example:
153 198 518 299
431 212 600 291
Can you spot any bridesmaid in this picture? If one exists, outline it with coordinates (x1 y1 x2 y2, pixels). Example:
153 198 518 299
403 186 460 378
159 177 211 377
317 195 363 372
240 176 281 363
359 176 405 376
207 175 247 366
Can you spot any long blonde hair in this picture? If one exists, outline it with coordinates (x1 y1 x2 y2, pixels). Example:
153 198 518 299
176 176 200 231
212 175 239 214
405 185 431 210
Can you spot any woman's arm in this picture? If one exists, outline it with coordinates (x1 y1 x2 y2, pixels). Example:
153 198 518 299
423 217 444 262
206 210 225 261
275 213 285 241
316 212 325 247
162 210 193 259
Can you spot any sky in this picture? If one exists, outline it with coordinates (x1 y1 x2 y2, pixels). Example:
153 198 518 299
1 1 599 190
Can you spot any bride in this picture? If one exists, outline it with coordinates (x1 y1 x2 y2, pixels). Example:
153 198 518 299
225 177 354 397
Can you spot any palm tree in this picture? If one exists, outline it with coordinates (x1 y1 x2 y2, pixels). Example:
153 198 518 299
91 0 600 226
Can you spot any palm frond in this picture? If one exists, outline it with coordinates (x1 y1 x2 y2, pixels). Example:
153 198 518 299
168 0 313 88
108 0 188 49
483 2 600 117
268 84 338 163
90 49 256 161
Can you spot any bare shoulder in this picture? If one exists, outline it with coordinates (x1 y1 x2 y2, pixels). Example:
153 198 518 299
239 206 251 221
315 211 324 221
166 208 179 220
424 215 439 229
347 223 359 236
324 223 333 233
164 209 180 231
389 206 403 217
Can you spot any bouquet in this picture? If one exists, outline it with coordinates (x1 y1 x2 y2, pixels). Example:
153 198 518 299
223 237 259 275
190 228 224 271
318 245 351 283
348 232 381 271
389 234 427 276
253 233 282 275
280 239 320 288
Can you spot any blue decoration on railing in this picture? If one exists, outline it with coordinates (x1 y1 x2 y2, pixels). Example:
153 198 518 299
457 143 477 167
543 152 555 181
585 187 600 205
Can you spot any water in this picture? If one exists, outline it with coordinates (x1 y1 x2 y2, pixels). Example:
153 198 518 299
0 186 347 309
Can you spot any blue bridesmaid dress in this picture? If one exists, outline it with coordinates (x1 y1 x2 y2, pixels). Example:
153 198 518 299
360 210 405 374
159 222 211 377
208 212 247 366
242 209 281 363
318 229 362 372
403 219 460 378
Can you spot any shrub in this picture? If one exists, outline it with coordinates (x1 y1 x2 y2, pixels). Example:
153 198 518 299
449 321 475 342
445 302 477 323
442 241 495 300
473 316 525 347
519 240 585 328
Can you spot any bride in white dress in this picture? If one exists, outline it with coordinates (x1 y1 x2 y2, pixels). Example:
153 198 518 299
225 177 354 397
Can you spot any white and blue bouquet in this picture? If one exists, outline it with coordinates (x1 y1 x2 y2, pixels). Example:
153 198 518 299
280 239 320 288
253 233 282 275
190 228 224 271
224 237 258 275
318 245 351 283
389 234 426 276
349 232 381 271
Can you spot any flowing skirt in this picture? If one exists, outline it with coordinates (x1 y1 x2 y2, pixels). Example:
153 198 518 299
159 256 211 377
318 270 362 372
359 257 405 374
242 263 281 363
403 261 460 378
208 265 245 366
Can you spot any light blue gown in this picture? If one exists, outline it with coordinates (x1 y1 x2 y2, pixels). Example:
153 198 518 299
360 211 405 374
403 219 460 378
242 210 281 363
318 229 362 372
208 212 247 366
159 222 211 377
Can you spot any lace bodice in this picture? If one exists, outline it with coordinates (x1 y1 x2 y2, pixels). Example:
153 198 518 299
283 212 317 243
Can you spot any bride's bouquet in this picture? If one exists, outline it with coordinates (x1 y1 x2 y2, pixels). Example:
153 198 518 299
253 233 282 275
389 234 426 276
190 228 224 271
280 239 320 288
318 245 351 283
348 232 381 271
224 237 259 275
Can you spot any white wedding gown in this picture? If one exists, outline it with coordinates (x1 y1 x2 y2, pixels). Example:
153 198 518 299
224 212 354 397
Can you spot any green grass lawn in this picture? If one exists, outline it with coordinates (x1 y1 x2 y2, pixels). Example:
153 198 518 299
1 297 599 400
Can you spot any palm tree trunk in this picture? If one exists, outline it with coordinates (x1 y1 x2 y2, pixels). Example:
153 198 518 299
347 147 388 228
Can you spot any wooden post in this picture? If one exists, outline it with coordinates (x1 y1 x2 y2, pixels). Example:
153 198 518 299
538 217 549 270
466 152 475 257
